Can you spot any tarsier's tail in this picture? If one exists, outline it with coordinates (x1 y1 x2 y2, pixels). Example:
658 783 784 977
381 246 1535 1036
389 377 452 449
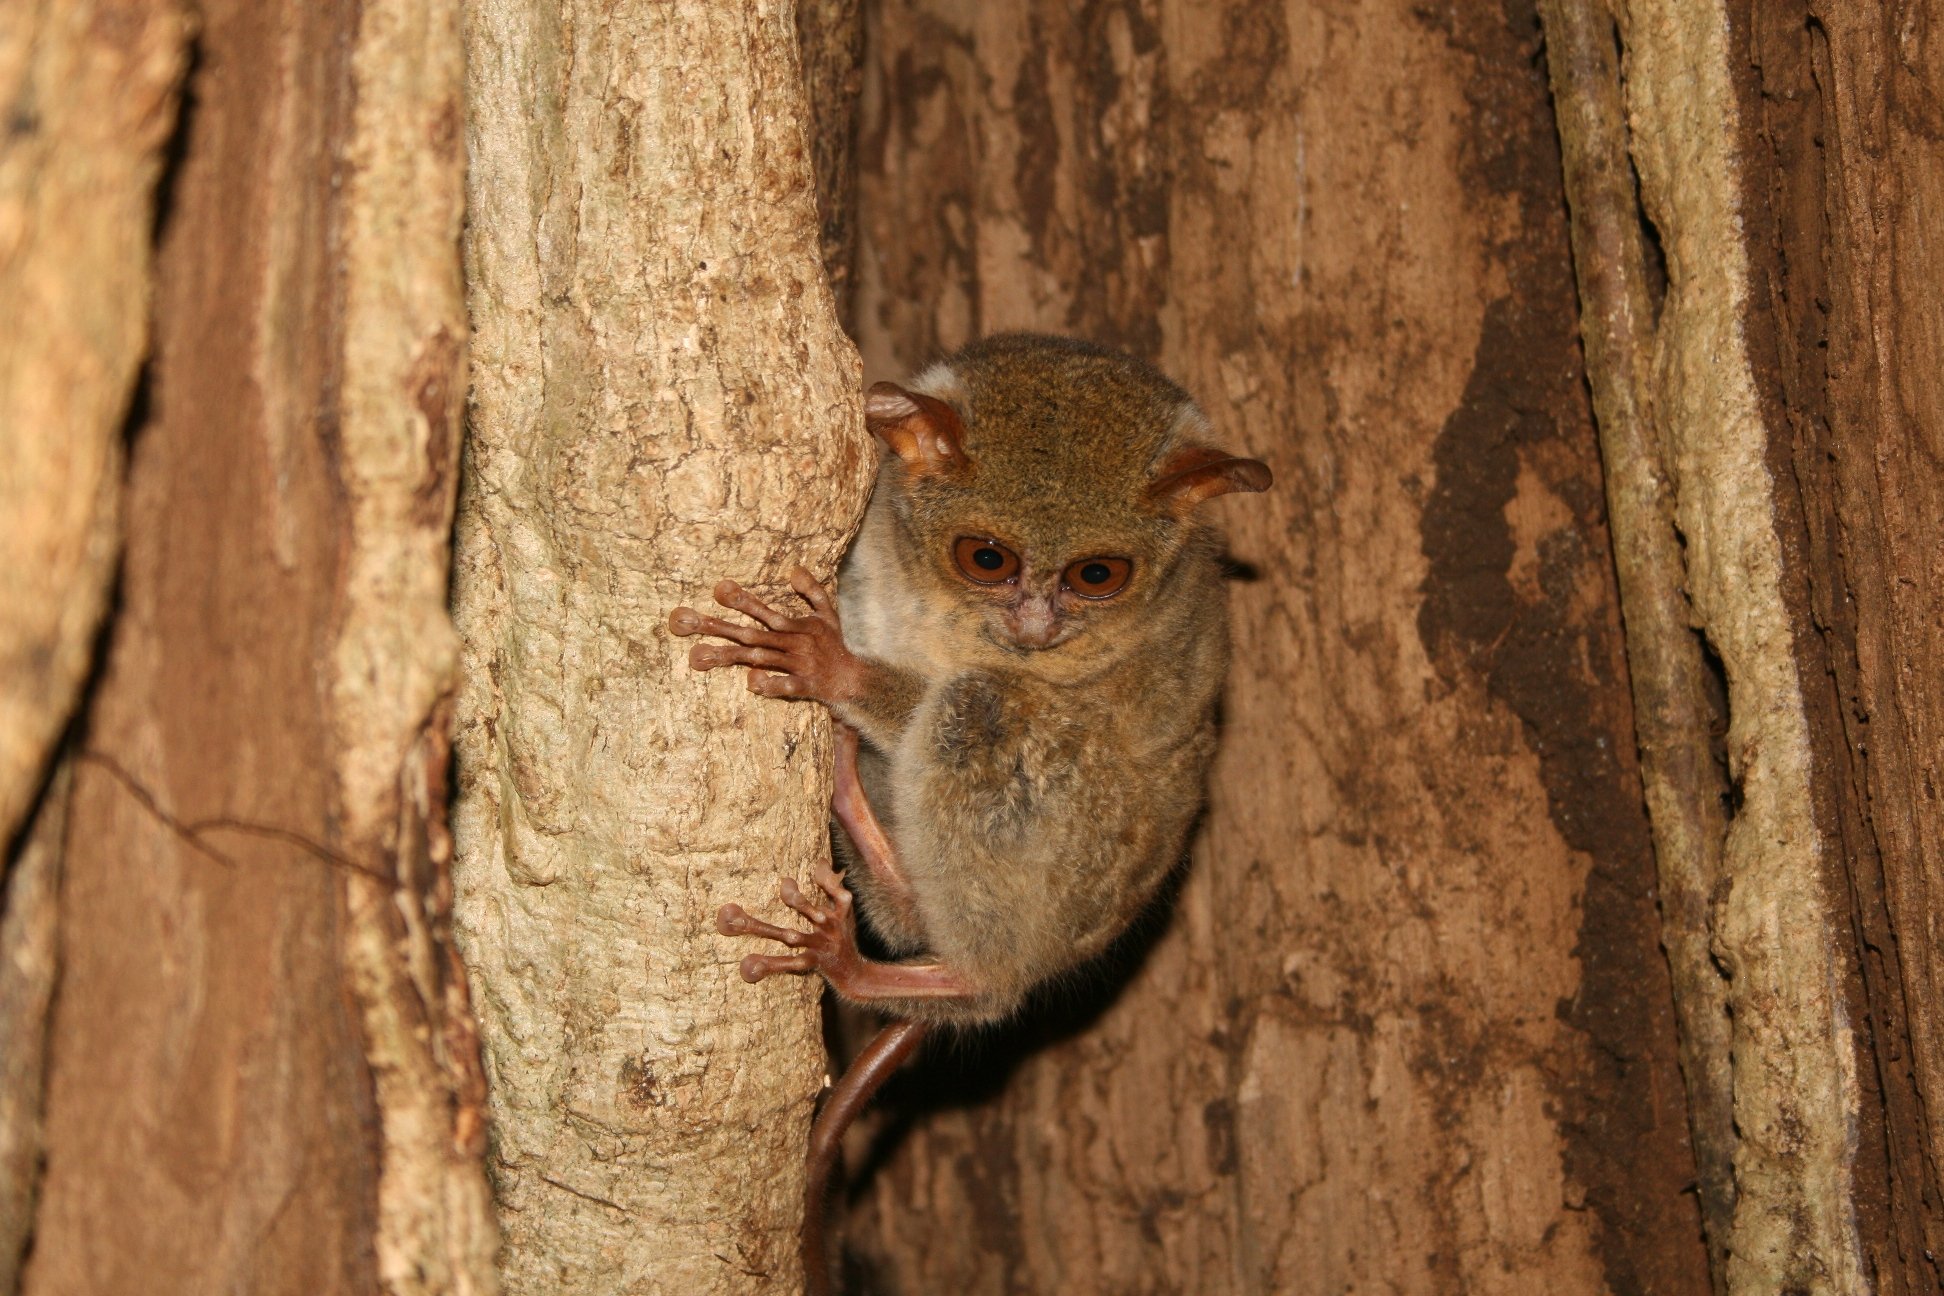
804 1018 930 1296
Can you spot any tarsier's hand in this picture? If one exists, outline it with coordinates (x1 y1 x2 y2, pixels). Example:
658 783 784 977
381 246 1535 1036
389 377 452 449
668 566 868 705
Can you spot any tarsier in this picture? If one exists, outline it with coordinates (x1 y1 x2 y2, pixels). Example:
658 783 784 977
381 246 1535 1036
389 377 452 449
669 333 1270 1293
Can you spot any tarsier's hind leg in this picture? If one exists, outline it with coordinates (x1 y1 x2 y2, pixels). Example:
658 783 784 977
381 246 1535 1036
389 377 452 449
715 861 973 1002
830 723 926 941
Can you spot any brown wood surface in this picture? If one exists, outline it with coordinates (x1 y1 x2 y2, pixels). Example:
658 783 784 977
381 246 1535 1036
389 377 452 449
0 1 188 1283
1737 3 1944 1290
21 0 488 1291
25 2 380 1287
841 3 1706 1292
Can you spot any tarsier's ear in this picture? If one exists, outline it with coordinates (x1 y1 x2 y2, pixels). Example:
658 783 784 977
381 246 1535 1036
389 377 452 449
1147 445 1273 515
865 382 971 477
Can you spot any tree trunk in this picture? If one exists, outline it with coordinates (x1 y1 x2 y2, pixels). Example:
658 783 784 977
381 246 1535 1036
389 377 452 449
453 1 874 1291
14 0 495 1292
842 3 1707 1293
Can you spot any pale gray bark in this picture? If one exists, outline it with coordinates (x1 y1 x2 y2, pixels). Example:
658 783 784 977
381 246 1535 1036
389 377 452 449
455 1 874 1291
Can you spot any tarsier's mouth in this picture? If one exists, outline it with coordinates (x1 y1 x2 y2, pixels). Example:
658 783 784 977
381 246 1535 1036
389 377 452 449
985 622 1070 653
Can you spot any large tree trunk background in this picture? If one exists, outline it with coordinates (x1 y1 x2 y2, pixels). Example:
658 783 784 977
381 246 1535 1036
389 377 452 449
6 0 494 1292
5 0 1942 1293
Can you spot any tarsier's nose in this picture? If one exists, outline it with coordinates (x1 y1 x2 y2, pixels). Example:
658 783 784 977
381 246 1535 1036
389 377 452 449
1005 596 1060 648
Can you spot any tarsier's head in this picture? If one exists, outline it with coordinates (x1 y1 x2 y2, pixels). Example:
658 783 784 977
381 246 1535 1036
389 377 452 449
867 334 1271 673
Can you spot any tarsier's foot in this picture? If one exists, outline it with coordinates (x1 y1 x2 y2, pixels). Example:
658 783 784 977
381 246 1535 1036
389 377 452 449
716 864 864 985
716 865 976 1004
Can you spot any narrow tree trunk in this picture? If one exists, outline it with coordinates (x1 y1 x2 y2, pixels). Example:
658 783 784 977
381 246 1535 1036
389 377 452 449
18 1 493 1291
844 3 1707 1293
454 1 874 1291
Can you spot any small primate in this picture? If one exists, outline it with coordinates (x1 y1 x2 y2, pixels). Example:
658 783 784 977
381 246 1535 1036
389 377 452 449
669 333 1270 1293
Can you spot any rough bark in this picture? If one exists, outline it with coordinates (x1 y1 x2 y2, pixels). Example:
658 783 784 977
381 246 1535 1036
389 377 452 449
796 0 865 328
0 765 68 1296
1550 2 1873 1291
21 0 492 1292
1734 3 1944 1291
844 3 1706 1294
0 2 187 1278
0 0 185 854
454 1 875 1291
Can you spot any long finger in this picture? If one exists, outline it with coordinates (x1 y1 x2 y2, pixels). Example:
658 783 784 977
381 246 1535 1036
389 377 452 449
668 608 787 648
688 643 789 672
713 580 797 632
812 863 851 909
790 566 840 623
780 876 828 921
748 670 810 697
716 903 809 947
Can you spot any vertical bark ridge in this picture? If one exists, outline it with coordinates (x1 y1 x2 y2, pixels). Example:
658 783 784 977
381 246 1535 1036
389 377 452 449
1610 2 1867 1289
332 0 498 1288
1537 0 1735 1280
1735 4 1944 1289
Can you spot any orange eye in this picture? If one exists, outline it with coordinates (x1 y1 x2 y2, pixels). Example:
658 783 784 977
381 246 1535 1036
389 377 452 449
953 537 1022 584
1062 556 1132 599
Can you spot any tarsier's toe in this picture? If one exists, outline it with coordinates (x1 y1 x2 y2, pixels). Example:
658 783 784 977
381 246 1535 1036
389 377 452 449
716 903 748 935
812 865 851 909
780 876 823 920
742 951 815 982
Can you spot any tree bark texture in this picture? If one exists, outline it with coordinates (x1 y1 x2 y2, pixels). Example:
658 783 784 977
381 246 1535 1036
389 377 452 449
1536 2 1737 1281
1733 3 1944 1291
454 1 875 1292
1608 10 1866 1283
0 0 185 854
19 0 494 1292
796 0 866 328
1547 1 1944 1291
842 3 1707 1294
0 2 187 1282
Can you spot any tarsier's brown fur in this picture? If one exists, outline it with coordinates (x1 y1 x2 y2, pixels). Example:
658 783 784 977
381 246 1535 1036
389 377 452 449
834 334 1251 1021
670 332 1269 1291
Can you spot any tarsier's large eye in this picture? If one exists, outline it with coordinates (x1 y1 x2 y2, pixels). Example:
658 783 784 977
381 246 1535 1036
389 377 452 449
953 537 1022 584
1062 557 1132 599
